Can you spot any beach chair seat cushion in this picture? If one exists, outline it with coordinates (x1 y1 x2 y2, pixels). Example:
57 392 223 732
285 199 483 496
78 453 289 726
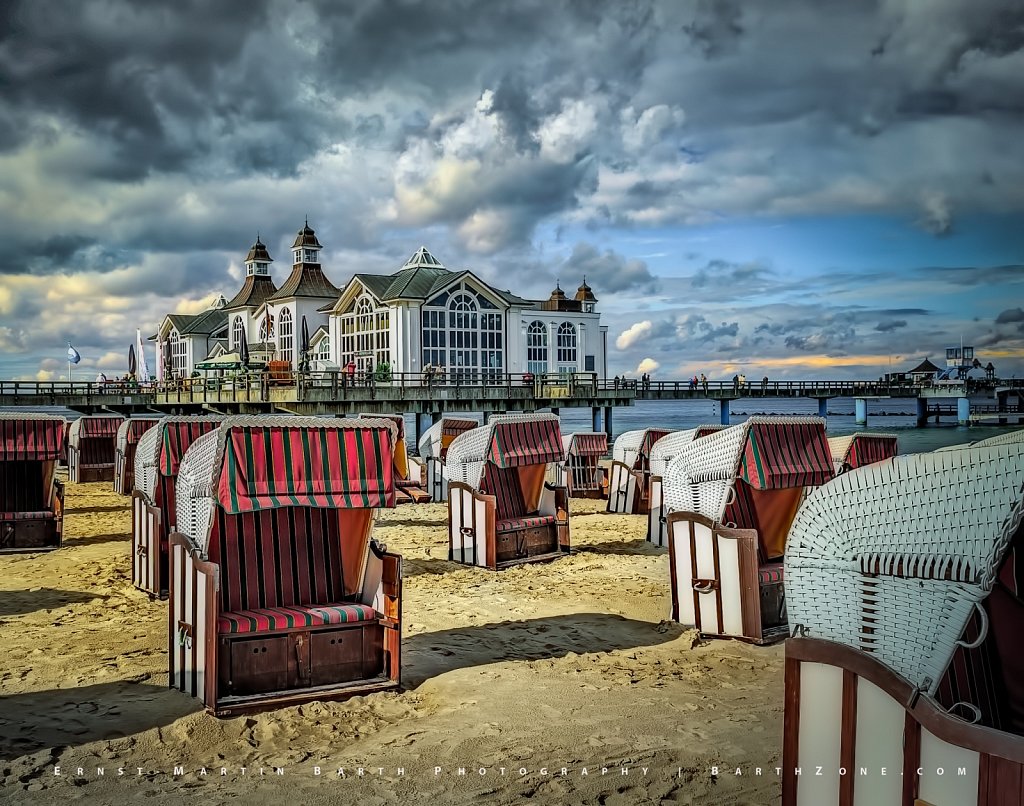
758 563 784 585
496 514 556 534
0 510 55 520
217 603 377 635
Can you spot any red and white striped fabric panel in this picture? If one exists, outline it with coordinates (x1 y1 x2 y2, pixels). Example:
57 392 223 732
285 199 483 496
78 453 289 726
159 420 221 476
0 419 64 461
570 433 608 457
481 465 528 521
740 422 834 490
847 434 898 469
487 418 563 468
81 416 123 438
125 418 160 446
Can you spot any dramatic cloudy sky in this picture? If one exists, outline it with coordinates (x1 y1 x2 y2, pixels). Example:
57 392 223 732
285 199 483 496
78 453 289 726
2 0 1023 381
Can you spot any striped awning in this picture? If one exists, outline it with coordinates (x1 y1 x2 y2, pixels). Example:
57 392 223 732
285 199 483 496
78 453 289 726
80 416 123 438
0 417 65 461
442 418 478 438
124 418 160 446
848 434 898 469
569 432 608 457
361 413 404 440
640 428 672 459
487 418 563 468
739 421 834 489
217 424 396 513
159 419 223 476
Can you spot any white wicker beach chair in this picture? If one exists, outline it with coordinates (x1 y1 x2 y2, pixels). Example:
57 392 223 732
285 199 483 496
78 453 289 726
419 416 479 502
555 431 608 499
826 431 898 474
782 440 1024 806
67 414 123 483
606 427 673 514
663 416 834 643
647 424 724 546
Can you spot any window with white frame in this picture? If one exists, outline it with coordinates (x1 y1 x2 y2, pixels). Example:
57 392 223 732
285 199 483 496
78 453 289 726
527 320 548 375
231 316 245 351
169 329 188 376
556 321 577 373
421 283 504 382
339 293 389 371
317 335 330 362
259 314 274 342
278 308 293 362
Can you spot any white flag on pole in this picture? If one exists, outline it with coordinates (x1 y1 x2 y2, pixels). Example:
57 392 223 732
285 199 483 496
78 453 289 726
136 329 151 383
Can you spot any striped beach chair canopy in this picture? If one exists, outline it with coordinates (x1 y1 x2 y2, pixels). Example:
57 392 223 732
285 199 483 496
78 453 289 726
0 413 66 461
612 428 673 470
133 416 223 502
446 413 563 488
563 431 608 459
827 432 898 473
648 424 723 477
115 417 161 455
663 416 833 523
785 440 1024 697
418 417 479 459
360 412 404 440
67 414 123 447
176 416 399 554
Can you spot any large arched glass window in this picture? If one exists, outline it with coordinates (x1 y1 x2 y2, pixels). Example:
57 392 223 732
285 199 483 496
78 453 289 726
527 321 548 375
340 293 390 372
278 308 293 362
169 329 187 376
317 336 330 362
232 316 245 351
556 321 577 374
258 314 274 342
421 283 503 382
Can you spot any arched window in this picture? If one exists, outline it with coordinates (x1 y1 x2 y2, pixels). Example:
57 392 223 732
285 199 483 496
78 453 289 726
556 322 577 373
340 294 390 372
448 293 479 381
169 329 187 376
527 321 548 375
259 314 274 342
232 316 245 351
278 308 293 362
317 336 331 362
421 282 503 382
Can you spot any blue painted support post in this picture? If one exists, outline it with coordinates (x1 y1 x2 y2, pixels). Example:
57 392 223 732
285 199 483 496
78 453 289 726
483 411 491 425
855 397 868 426
719 398 731 426
592 406 600 432
958 397 971 426
604 406 614 441
817 398 828 418
916 397 928 427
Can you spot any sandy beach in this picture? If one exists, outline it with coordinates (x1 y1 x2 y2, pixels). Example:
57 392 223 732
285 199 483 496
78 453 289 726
0 480 783 805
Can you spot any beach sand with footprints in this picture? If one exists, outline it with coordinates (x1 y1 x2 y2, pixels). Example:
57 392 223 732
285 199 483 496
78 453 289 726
1 482 783 805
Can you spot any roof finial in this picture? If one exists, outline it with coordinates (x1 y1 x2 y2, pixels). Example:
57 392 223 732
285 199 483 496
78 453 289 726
305 215 308 227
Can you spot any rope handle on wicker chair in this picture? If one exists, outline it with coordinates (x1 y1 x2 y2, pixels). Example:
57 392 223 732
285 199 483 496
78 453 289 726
945 701 983 725
954 602 989 650
693 579 719 594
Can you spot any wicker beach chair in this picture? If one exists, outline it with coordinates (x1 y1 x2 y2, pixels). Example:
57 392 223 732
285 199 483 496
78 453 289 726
113 417 160 495
826 431 898 474
359 413 430 504
557 431 609 499
418 416 479 502
606 427 673 514
131 416 223 598
446 413 570 569
663 416 833 643
647 424 725 547
168 416 402 716
0 414 65 553
67 414 124 483
782 440 1024 806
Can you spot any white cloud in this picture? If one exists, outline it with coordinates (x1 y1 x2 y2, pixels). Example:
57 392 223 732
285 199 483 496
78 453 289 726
636 357 660 375
536 99 600 163
616 320 653 350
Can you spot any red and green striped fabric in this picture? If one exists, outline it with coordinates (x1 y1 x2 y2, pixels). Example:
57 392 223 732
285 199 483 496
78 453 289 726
0 418 64 461
442 418 478 438
361 413 405 440
482 464 527 521
570 433 608 457
739 421 834 490
217 603 375 634
496 514 556 534
125 418 160 446
847 434 898 469
158 419 222 476
80 416 123 438
487 419 563 469
216 424 395 513
639 428 672 460
695 425 726 439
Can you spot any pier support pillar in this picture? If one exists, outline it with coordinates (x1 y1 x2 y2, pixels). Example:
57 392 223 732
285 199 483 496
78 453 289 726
604 406 614 440
551 407 560 417
816 398 828 419
719 399 731 426
855 397 868 426
431 411 441 425
592 406 600 432
916 397 928 428
958 396 971 426
483 411 491 425
414 413 424 449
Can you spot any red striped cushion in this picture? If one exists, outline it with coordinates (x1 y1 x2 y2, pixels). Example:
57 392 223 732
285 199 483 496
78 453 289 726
217 603 376 634
497 515 556 533
0 511 55 520
758 563 784 585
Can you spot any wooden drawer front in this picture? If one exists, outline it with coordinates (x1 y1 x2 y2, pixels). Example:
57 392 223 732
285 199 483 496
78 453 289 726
2 519 54 550
759 580 786 631
362 623 385 678
309 627 363 687
227 635 297 696
495 526 558 563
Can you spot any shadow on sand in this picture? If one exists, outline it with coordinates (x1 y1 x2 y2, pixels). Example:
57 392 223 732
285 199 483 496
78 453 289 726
0 588 101 617
62 532 129 547
64 505 129 515
0 679 199 760
402 612 685 686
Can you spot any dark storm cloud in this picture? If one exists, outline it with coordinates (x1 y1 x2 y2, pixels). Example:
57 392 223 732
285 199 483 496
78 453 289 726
691 259 772 289
874 319 908 332
559 243 657 294
995 308 1024 324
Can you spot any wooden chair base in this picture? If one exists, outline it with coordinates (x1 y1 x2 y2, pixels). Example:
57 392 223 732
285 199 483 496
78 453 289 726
76 465 116 483
0 519 60 554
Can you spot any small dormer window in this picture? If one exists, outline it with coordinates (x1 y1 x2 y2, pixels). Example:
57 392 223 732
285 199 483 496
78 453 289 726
304 249 317 263
255 262 268 275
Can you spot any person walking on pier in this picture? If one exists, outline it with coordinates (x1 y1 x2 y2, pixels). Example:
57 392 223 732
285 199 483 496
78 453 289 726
761 375 768 393
732 374 739 393
701 373 708 393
